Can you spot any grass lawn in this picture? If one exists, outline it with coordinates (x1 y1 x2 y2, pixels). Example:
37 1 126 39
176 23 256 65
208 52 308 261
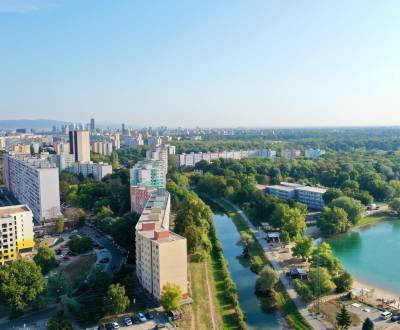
209 246 241 330
61 253 96 286
357 214 397 228
317 301 360 328
214 198 312 330
178 261 218 330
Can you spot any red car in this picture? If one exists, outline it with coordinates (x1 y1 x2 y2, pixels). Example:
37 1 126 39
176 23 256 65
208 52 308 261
62 256 70 261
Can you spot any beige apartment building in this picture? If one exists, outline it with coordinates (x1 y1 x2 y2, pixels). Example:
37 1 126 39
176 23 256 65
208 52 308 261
0 205 35 264
135 190 188 301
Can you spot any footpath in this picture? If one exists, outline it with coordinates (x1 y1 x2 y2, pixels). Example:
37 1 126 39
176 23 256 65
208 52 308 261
222 199 331 330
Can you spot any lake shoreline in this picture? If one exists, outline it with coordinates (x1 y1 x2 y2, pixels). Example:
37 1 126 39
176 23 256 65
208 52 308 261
353 278 400 306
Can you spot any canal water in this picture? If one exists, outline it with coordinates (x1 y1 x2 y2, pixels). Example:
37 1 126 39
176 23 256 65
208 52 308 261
329 219 400 295
212 206 283 329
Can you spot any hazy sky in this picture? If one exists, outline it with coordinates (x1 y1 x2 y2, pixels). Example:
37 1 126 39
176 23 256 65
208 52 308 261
1 0 400 127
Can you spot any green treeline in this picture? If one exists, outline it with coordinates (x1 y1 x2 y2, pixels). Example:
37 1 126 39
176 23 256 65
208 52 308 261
167 172 246 329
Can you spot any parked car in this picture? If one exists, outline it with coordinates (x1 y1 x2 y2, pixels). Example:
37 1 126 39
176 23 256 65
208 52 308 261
111 322 119 329
131 316 140 324
381 311 393 320
104 324 113 330
137 313 147 323
62 256 70 261
145 312 154 320
391 315 400 322
67 251 77 256
124 317 132 326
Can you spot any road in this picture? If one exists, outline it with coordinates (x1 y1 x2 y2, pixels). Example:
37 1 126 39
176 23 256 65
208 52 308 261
78 225 126 275
0 306 59 330
0 226 126 330
223 199 329 330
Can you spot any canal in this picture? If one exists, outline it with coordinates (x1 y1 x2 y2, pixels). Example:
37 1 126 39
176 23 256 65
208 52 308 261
329 219 400 295
212 205 284 329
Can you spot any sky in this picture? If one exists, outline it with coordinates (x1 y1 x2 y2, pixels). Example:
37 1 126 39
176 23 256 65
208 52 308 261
1 0 400 127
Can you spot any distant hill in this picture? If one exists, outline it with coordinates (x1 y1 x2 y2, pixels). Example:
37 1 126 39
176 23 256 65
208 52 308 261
0 119 71 130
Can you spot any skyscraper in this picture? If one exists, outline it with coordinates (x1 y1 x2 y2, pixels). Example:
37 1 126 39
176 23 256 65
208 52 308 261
90 118 95 131
69 130 91 162
121 123 125 135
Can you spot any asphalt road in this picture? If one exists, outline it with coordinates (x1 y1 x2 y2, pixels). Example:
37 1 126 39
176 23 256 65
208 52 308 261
0 225 126 329
78 225 126 274
0 306 59 330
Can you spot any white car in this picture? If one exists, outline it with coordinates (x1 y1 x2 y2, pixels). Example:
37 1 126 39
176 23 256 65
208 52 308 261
124 317 132 326
137 313 147 322
112 321 120 329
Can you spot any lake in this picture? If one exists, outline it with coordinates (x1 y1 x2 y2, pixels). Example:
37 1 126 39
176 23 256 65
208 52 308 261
329 219 400 295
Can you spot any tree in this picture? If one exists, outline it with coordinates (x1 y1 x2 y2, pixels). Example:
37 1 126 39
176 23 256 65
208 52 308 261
55 216 64 234
331 196 363 225
160 283 182 311
281 207 307 239
240 232 254 256
336 304 352 330
47 311 73 330
309 267 336 295
293 279 314 301
68 236 93 254
33 244 57 274
311 242 343 275
270 203 290 228
292 236 314 261
390 197 400 216
323 188 344 204
334 271 353 293
47 273 72 302
362 318 374 330
317 207 350 236
96 206 114 220
255 265 279 296
103 283 130 315
0 260 45 311
280 230 290 246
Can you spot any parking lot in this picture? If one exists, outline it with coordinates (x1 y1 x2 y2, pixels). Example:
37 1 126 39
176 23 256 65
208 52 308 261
98 311 176 330
347 302 400 329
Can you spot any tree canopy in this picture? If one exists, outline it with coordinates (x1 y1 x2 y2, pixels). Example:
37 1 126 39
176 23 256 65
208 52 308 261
0 260 45 311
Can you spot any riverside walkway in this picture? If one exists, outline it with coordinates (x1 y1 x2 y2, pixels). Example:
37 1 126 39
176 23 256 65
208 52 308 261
223 199 331 330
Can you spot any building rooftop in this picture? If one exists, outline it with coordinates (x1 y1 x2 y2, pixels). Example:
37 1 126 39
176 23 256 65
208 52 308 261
0 205 30 218
267 185 297 192
296 186 327 194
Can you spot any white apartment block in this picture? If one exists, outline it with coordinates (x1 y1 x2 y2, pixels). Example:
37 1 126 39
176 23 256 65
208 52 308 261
146 147 168 170
176 149 277 167
305 148 326 159
135 190 187 301
48 154 75 172
3 153 61 223
69 130 90 162
66 161 112 181
266 182 327 210
0 137 5 151
0 205 35 264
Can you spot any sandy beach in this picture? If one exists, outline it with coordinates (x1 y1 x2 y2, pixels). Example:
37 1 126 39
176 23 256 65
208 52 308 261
353 278 400 309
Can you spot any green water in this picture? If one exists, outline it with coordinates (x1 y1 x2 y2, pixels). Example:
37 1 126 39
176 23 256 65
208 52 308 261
329 219 400 295
212 207 284 329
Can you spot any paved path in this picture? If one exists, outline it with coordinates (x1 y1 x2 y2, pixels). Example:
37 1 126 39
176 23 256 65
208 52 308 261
223 199 330 330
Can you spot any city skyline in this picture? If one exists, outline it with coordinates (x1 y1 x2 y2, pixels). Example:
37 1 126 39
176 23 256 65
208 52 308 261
1 1 400 127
